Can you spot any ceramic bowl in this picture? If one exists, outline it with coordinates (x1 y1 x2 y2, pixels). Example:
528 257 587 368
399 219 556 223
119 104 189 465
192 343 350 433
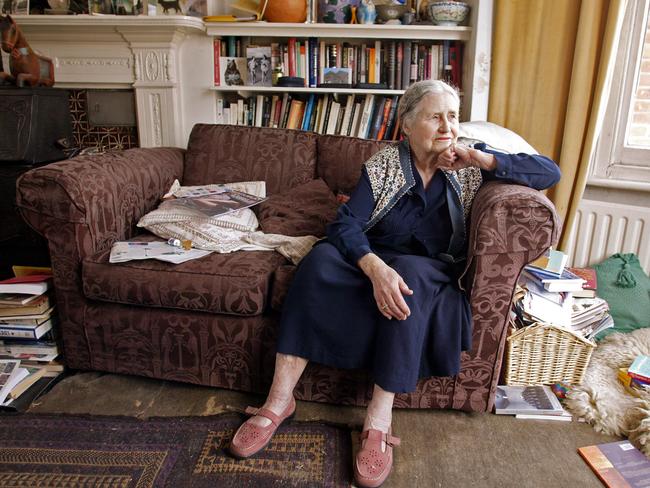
428 1 470 26
375 4 409 23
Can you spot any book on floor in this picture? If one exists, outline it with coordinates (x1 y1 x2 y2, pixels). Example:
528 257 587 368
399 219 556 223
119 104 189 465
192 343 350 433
578 440 650 488
0 275 52 296
628 355 650 383
0 360 25 404
0 293 54 317
566 266 598 298
494 385 565 416
522 266 586 292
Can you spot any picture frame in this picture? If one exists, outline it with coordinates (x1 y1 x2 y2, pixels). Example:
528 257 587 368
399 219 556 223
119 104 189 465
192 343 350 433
245 46 272 87
3 0 30 14
218 57 247 86
323 67 352 84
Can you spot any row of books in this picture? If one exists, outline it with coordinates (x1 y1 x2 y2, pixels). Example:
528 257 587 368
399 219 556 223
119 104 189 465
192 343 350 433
0 269 64 408
214 36 463 90
513 250 613 340
217 92 402 140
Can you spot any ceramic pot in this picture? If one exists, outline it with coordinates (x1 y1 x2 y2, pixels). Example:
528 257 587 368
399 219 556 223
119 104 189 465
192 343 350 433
264 0 307 23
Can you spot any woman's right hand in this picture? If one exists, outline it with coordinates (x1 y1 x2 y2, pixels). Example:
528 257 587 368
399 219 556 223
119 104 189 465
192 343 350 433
358 253 413 320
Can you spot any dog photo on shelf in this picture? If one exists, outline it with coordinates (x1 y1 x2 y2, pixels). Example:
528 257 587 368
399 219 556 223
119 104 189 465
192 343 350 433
219 57 247 86
147 0 205 16
245 45 272 87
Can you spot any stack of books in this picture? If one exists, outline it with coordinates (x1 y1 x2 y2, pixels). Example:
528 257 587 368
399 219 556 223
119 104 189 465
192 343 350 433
618 355 650 392
514 251 614 340
0 271 64 409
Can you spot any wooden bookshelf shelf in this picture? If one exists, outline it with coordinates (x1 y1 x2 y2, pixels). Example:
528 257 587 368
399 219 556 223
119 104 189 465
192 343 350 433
205 21 472 41
210 86 406 96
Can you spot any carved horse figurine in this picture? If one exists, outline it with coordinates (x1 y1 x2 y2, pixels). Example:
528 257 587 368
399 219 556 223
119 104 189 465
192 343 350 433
0 14 55 87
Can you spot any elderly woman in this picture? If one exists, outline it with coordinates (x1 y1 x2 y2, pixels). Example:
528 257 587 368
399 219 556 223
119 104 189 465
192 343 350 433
230 80 561 487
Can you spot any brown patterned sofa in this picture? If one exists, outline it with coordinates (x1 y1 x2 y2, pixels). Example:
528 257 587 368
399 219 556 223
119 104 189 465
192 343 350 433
16 124 560 412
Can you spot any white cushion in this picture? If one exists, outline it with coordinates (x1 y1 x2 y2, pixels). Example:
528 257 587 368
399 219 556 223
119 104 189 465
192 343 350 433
459 121 538 154
138 180 265 234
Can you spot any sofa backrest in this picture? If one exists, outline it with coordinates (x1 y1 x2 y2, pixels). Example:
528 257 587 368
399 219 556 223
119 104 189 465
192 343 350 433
183 124 319 195
316 134 392 195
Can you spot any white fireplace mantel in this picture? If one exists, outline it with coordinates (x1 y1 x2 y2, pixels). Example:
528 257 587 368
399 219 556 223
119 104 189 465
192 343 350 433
11 15 216 148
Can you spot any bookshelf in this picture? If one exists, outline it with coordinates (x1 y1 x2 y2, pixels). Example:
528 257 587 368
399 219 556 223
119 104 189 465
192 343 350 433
205 0 493 137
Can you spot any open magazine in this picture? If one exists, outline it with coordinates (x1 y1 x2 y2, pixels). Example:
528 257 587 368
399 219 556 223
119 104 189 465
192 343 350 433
164 188 266 219
109 241 212 264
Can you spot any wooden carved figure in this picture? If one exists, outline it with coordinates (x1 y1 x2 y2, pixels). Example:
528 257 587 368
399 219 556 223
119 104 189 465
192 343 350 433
0 14 55 87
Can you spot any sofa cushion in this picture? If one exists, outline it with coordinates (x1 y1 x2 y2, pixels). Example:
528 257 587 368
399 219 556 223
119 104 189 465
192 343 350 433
82 235 288 316
271 264 297 312
183 125 319 195
256 178 339 237
316 135 390 195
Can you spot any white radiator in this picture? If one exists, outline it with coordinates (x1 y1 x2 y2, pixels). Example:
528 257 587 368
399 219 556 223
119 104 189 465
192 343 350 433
566 199 650 274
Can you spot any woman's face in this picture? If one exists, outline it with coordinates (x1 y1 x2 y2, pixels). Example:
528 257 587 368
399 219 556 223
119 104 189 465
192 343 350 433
403 92 459 157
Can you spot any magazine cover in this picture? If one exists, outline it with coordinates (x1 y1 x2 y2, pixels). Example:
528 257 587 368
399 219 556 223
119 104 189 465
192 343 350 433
494 385 564 415
246 46 272 87
169 189 266 218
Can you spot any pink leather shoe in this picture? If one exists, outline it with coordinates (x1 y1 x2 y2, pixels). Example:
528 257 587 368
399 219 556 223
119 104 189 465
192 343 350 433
354 428 401 488
229 397 296 459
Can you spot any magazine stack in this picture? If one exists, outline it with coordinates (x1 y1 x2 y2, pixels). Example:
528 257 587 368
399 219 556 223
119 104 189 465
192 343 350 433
0 269 64 409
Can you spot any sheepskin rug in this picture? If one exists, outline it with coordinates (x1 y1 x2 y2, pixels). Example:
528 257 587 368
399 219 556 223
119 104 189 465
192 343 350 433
565 327 650 455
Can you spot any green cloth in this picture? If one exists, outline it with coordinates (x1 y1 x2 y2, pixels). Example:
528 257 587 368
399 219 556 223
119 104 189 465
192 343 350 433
594 253 650 339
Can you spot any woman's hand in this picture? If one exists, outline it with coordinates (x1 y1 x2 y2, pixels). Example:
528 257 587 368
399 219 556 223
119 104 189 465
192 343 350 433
436 144 497 171
358 254 413 320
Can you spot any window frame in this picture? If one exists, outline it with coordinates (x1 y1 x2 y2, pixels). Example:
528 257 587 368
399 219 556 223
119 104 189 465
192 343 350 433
590 0 650 191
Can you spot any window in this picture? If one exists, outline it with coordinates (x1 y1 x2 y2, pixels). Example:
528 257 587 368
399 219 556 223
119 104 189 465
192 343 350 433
590 0 650 190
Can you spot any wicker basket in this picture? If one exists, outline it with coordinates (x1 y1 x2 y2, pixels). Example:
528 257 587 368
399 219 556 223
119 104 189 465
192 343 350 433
504 323 596 386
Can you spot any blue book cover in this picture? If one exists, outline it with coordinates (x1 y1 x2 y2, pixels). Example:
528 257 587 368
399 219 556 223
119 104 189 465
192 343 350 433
309 37 318 88
302 94 315 131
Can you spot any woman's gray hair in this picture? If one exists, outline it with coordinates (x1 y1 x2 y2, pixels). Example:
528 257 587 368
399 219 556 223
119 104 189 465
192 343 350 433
398 80 460 132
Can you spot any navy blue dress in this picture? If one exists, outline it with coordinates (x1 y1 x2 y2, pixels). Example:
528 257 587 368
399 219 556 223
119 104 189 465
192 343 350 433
277 145 561 393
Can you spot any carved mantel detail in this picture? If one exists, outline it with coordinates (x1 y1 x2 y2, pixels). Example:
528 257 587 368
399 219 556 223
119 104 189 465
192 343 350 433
57 57 132 69
133 50 174 84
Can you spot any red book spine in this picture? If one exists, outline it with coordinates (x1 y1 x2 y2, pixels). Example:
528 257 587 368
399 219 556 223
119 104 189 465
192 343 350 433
628 372 650 384
288 38 297 77
213 38 221 86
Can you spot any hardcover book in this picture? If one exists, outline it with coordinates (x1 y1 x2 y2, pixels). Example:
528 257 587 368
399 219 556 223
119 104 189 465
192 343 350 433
494 385 565 415
579 441 650 488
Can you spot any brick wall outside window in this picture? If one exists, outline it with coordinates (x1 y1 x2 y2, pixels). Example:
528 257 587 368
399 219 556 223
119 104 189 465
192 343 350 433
629 15 650 146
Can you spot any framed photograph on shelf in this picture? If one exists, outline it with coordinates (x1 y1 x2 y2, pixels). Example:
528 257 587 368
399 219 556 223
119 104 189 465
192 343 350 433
146 0 205 15
323 67 352 84
245 46 272 87
218 57 247 86
11 0 30 14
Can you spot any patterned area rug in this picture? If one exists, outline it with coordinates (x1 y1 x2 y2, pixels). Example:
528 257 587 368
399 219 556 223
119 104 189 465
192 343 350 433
0 413 352 487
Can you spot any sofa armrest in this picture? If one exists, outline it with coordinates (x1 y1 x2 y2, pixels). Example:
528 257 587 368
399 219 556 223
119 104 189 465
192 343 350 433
454 181 560 412
16 147 185 255
467 181 560 258
15 148 184 371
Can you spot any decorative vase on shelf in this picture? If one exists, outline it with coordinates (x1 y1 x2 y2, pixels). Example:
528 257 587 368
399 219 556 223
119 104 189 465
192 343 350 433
317 0 359 24
356 0 377 24
264 0 307 23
